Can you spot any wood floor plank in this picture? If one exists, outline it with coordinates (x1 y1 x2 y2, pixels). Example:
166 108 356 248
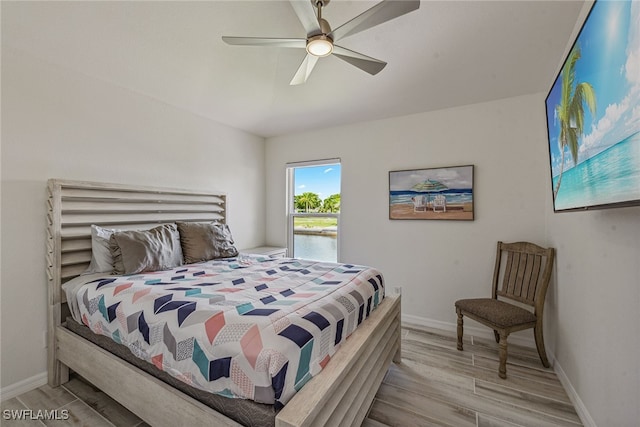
386 362 474 395
376 323 582 427
17 385 76 412
62 374 142 427
402 346 572 406
0 397 46 426
473 354 561 384
403 337 473 365
43 400 113 427
405 327 471 349
409 324 566 396
473 356 571 403
402 346 482 380
375 382 477 427
404 326 560 385
403 323 458 340
475 380 581 424
468 335 550 370
385 363 580 427
361 417 391 427
477 413 524 427
367 398 455 427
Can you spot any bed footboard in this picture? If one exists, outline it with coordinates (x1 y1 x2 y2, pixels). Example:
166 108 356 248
52 295 400 427
276 294 401 427
56 325 243 426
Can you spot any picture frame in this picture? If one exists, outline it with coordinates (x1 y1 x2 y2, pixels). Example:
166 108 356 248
389 165 474 220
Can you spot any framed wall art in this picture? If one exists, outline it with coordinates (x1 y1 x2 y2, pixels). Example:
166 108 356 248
389 165 474 220
545 0 640 212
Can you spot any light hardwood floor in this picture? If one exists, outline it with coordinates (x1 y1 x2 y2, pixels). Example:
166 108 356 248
363 325 582 427
2 325 582 427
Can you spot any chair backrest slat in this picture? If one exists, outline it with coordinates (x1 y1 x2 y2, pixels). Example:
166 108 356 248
503 252 515 294
495 241 554 308
519 253 535 298
514 252 528 296
527 254 542 301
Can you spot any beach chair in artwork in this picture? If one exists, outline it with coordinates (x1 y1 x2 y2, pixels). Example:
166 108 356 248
412 195 428 212
433 195 446 212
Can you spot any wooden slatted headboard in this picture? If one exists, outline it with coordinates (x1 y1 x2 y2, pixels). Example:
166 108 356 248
46 179 227 384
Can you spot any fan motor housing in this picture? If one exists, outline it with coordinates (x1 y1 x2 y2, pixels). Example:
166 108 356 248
318 18 332 35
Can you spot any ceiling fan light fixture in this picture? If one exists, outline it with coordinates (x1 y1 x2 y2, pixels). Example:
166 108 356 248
306 35 333 57
222 0 420 84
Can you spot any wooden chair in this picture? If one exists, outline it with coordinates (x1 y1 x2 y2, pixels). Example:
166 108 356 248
454 241 555 379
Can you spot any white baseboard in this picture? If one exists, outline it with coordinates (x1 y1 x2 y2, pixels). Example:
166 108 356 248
0 372 47 402
401 313 537 349
554 360 597 427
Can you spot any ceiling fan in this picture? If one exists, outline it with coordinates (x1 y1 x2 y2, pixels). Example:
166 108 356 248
222 0 420 85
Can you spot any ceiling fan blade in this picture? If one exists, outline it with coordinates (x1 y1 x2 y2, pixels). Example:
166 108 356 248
222 36 306 48
332 45 386 75
289 0 322 36
290 54 320 85
328 0 420 42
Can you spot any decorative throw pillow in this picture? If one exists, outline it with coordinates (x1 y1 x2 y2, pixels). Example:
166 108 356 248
84 225 119 274
109 223 183 275
176 222 239 264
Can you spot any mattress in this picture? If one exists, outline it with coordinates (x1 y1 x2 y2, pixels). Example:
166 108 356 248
64 316 277 427
63 255 385 409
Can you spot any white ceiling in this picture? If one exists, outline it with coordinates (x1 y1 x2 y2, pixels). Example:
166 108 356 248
3 0 585 138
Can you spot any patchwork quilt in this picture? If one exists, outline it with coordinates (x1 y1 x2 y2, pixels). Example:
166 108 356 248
64 256 385 407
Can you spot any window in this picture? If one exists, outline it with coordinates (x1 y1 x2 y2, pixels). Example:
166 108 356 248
286 159 341 262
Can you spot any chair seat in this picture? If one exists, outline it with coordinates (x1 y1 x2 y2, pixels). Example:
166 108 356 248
455 298 536 329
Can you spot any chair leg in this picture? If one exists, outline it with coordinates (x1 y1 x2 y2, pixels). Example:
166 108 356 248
456 309 464 351
493 330 500 343
498 334 508 379
534 324 550 368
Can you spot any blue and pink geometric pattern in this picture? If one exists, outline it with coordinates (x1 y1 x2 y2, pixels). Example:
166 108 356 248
70 256 385 407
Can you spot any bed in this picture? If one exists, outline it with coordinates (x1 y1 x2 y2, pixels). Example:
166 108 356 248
46 179 401 427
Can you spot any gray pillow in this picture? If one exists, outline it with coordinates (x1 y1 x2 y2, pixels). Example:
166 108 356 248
84 225 119 274
109 224 183 275
176 222 238 264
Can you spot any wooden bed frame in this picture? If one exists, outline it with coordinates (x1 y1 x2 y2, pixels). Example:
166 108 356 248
46 179 401 427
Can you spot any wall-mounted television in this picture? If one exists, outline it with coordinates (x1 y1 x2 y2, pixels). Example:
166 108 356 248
545 0 640 212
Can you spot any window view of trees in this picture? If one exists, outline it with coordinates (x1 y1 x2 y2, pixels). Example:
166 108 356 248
289 162 340 262
294 192 340 213
321 194 340 213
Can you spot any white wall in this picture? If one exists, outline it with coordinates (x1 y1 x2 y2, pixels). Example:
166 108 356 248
265 94 549 340
541 0 640 423
546 201 640 426
0 49 266 391
265 92 640 426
